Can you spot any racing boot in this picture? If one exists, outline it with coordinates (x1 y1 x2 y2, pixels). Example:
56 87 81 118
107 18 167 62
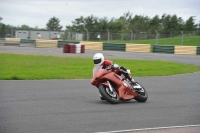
128 76 136 85
126 69 135 84
128 76 136 91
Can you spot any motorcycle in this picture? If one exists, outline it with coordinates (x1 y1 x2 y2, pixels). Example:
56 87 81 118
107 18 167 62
91 64 148 104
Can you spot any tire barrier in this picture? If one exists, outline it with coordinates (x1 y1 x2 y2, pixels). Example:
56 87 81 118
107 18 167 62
63 44 70 53
80 41 103 50
35 39 58 48
126 44 151 53
152 45 174 54
5 38 20 46
75 44 81 53
103 43 125 51
175 46 197 55
20 39 36 47
69 44 76 53
63 44 85 53
81 44 85 53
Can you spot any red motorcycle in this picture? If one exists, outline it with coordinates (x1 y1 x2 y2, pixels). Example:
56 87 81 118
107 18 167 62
91 65 148 104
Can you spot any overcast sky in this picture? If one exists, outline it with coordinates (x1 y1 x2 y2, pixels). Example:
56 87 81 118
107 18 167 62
0 0 200 29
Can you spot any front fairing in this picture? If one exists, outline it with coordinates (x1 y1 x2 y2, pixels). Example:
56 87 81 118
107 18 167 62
91 66 123 88
91 67 111 86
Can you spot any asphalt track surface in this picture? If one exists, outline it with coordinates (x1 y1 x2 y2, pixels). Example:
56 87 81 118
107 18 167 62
0 46 200 133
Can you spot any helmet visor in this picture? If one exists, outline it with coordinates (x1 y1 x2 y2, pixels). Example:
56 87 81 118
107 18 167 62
94 59 101 65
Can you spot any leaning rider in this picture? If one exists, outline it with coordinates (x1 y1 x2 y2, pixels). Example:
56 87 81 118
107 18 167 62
92 53 135 85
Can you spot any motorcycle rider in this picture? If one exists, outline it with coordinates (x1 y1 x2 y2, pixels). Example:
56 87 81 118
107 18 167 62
93 53 135 85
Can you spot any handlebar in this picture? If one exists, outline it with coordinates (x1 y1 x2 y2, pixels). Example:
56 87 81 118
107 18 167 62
105 67 111 70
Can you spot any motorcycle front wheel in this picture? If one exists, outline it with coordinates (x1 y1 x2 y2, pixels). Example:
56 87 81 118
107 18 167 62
98 85 120 104
133 82 148 102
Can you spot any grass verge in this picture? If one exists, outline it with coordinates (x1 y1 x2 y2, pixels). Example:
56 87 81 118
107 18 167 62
1 53 200 80
93 36 200 46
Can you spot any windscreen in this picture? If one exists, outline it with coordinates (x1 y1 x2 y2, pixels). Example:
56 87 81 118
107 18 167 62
92 65 101 78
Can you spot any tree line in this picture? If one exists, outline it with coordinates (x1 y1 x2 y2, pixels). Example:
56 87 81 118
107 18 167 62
0 11 200 37
0 16 62 37
0 16 62 31
67 12 200 36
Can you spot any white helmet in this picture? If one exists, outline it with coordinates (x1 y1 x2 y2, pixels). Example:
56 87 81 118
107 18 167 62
93 53 104 66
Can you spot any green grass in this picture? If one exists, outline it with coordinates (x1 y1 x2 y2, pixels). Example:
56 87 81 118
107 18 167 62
1 53 200 80
93 36 200 46
133 36 200 46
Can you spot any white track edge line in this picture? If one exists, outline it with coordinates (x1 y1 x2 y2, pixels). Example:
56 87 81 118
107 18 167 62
95 124 200 133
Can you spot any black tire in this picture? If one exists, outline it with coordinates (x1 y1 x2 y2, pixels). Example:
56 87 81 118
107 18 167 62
98 85 120 104
100 97 105 100
133 82 148 102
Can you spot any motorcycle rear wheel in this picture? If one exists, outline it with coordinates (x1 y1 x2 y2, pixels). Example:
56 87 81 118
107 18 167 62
133 82 148 102
98 85 120 104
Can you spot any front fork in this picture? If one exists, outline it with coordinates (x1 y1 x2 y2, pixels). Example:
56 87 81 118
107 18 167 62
107 81 114 92
98 81 114 99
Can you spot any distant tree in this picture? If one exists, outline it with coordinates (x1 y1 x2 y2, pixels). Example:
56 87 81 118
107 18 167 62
0 22 14 37
65 11 200 40
0 24 6 37
46 16 63 31
197 21 200 35
98 17 109 31
34 26 39 30
177 17 184 32
184 16 197 32
21 24 30 30
160 14 181 36
149 15 161 33
119 11 132 32
162 14 173 34
169 15 179 35
108 17 122 33
83 15 100 39
33 26 46 30
84 15 99 31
